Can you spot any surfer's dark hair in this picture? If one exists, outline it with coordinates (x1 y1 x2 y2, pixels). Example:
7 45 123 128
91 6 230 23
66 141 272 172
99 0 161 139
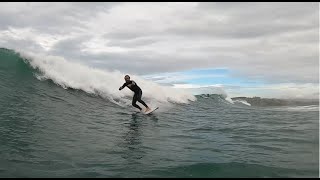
124 75 130 79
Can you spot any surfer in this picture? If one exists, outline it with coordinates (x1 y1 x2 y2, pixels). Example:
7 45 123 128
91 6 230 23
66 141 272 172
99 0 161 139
119 75 151 113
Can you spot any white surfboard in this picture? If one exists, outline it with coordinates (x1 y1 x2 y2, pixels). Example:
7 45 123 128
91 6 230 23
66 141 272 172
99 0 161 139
143 107 159 115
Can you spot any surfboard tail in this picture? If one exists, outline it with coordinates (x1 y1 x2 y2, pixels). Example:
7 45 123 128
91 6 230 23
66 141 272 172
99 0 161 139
144 107 159 115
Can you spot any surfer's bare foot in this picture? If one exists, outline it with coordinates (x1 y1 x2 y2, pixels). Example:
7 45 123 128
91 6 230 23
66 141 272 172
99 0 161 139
145 107 151 112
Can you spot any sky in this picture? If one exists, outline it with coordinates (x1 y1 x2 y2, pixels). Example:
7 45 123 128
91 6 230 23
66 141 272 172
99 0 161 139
0 2 319 99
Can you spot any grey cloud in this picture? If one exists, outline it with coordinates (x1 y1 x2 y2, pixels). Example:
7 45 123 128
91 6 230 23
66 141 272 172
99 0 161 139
0 2 318 88
68 49 205 76
0 2 121 34
167 2 318 39
197 2 317 19
107 38 157 48
49 35 92 55
104 32 148 40
103 30 160 47
165 23 314 39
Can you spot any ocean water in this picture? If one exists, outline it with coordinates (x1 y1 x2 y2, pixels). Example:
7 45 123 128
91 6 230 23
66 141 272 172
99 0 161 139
0 48 319 178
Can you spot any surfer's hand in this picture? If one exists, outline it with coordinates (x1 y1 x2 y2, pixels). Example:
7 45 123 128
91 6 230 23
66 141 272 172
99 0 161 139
119 87 122 90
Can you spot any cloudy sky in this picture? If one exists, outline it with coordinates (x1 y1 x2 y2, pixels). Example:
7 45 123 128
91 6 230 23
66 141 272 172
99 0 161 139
0 2 318 99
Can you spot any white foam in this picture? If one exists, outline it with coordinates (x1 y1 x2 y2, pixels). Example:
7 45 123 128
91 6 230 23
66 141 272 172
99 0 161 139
233 99 251 106
225 97 235 104
17 51 196 108
282 105 319 112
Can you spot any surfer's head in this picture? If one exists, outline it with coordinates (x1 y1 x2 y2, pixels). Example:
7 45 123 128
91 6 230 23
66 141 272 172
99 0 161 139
124 75 130 82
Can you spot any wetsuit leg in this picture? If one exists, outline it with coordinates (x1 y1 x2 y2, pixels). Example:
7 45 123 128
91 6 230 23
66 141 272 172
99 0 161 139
136 90 149 108
132 93 142 110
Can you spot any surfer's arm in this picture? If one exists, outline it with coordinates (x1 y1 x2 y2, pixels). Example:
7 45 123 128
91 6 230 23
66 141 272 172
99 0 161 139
119 82 128 90
119 81 135 90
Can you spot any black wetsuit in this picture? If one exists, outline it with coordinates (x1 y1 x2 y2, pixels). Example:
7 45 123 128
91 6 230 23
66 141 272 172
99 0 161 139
120 80 149 110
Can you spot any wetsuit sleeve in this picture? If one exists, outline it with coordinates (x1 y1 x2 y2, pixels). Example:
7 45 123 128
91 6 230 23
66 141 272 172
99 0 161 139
119 82 128 90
